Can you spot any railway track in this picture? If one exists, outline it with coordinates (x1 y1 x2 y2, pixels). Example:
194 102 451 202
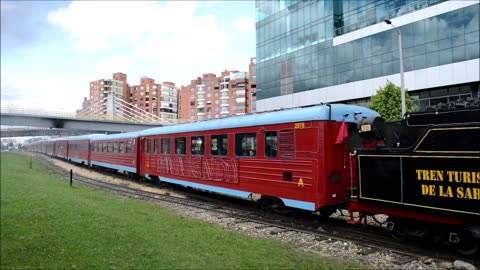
32 153 479 268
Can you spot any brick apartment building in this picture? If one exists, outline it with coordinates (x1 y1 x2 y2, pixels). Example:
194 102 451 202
128 77 178 121
82 73 178 121
81 75 126 118
81 57 256 122
179 57 257 121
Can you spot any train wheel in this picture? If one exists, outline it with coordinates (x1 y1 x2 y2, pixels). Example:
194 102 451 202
456 237 479 256
258 197 289 214
319 206 336 217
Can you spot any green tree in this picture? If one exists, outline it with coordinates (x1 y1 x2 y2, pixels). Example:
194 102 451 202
368 80 417 121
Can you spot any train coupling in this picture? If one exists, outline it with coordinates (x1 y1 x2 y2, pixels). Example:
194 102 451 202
449 233 460 244
385 222 395 231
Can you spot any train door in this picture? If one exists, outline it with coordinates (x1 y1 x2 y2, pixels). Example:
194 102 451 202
324 121 351 207
137 137 147 177
87 140 92 167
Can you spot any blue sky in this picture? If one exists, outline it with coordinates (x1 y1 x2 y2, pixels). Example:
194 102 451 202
1 1 256 113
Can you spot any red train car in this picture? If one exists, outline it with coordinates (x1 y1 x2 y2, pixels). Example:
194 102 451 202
44 139 56 156
27 141 43 153
137 104 380 214
67 134 102 166
54 139 68 159
90 132 142 174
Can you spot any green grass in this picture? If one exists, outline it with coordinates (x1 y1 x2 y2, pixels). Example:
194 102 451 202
1 152 366 269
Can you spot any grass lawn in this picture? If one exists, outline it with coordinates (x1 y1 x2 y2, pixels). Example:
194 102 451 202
1 152 366 269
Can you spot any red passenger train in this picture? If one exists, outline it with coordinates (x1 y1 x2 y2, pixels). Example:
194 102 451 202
67 134 103 166
136 104 373 215
26 103 480 255
90 132 142 175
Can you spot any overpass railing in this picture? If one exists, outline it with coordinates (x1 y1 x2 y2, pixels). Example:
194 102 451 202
1 106 190 125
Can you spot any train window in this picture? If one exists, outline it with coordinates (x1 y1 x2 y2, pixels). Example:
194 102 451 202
235 133 257 157
119 141 124 153
126 140 133 153
191 136 204 155
211 134 228 156
153 139 158 154
108 142 113 152
146 139 151 153
265 131 278 158
161 138 171 154
92 143 96 152
103 143 107 152
113 142 118 153
175 137 186 155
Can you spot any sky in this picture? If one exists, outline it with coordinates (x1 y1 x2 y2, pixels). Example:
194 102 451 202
1 1 256 113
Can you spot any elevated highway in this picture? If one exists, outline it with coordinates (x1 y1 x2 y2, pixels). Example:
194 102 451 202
0 107 175 138
1 128 114 138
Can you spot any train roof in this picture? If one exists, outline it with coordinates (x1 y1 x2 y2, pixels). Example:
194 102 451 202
90 131 143 141
139 104 379 137
64 134 104 141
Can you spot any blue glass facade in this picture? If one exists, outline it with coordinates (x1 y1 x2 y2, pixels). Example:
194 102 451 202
255 0 480 110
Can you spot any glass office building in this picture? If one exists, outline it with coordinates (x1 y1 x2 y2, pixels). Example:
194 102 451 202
255 0 480 111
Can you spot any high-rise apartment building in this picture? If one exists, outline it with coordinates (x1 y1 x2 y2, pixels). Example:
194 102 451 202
255 0 479 111
82 73 178 121
178 64 257 121
85 77 125 117
113 72 129 102
127 77 178 121
83 58 256 122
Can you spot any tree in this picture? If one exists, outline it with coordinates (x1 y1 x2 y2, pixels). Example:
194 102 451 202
368 80 417 121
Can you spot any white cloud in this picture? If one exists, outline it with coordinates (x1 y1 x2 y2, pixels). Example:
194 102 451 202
234 16 256 32
1 75 84 112
135 13 228 64
202 1 223 7
95 56 131 76
47 1 168 52
46 0 237 85
2 1 255 118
